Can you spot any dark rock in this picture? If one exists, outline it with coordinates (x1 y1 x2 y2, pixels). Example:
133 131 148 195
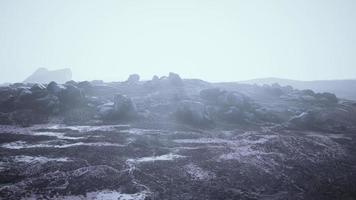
58 85 85 110
152 75 159 81
9 109 48 125
77 81 93 94
97 103 115 118
16 88 33 102
65 80 77 86
201 89 251 109
0 94 16 112
301 89 315 96
168 72 183 86
288 111 321 131
288 106 356 132
217 91 247 108
126 74 140 84
34 95 60 114
175 100 212 127
316 92 338 105
47 81 64 95
77 81 92 89
0 112 11 124
63 107 95 124
108 94 137 120
30 83 46 92
200 88 224 104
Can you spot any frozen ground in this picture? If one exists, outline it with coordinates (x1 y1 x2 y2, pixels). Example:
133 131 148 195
0 124 356 199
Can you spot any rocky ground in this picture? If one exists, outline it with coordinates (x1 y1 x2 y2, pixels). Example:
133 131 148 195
1 73 356 199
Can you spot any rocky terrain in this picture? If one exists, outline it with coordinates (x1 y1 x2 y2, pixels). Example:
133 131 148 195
1 73 356 199
241 77 356 101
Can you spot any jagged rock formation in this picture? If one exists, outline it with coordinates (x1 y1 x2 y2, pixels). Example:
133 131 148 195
1 73 356 200
1 72 355 131
23 68 72 84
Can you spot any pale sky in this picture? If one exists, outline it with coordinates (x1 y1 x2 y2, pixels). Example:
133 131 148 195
0 0 355 82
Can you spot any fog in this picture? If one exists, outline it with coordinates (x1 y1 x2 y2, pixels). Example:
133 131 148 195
2 1 356 199
0 0 356 83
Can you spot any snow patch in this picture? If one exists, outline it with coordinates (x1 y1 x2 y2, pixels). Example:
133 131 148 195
32 131 84 140
13 155 71 163
126 128 164 135
1 141 125 149
47 124 130 132
23 190 148 200
128 153 185 164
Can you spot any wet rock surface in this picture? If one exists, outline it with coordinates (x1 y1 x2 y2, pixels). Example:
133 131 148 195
0 124 355 199
0 73 356 199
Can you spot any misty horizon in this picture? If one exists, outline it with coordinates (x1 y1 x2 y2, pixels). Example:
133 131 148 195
3 66 356 84
1 1 356 199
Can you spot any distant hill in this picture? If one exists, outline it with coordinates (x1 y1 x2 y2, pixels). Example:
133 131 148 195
23 68 72 84
240 78 356 100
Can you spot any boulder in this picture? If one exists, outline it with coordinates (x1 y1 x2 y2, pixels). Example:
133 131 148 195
288 107 354 132
175 100 212 127
301 89 315 96
28 84 48 99
200 88 250 109
152 75 159 81
126 74 140 84
47 81 64 95
97 103 115 118
111 94 137 120
77 81 93 94
30 83 46 91
217 91 248 108
316 92 338 105
16 88 33 103
200 88 224 104
34 95 60 114
65 80 77 86
58 85 85 110
168 72 183 86
77 81 92 89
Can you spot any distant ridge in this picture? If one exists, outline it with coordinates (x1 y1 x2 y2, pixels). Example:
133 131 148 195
23 68 72 84
240 77 356 100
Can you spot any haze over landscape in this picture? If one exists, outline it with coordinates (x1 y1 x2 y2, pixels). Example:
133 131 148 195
1 1 356 199
1 0 356 82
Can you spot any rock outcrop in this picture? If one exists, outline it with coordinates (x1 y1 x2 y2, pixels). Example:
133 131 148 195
126 74 140 84
24 68 72 84
175 100 212 127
